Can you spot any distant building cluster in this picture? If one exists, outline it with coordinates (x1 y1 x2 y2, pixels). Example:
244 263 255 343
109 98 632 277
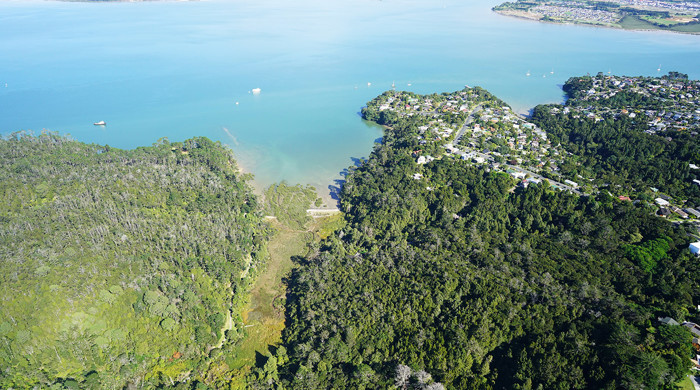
495 0 700 29
616 0 700 12
553 75 700 134
532 4 620 24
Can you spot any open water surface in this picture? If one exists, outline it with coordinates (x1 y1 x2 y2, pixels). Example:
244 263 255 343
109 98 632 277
1 0 699 195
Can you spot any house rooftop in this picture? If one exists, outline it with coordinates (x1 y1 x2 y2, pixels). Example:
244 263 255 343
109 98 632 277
658 316 679 326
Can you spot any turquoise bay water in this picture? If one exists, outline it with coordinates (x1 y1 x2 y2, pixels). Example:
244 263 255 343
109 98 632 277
1 0 699 196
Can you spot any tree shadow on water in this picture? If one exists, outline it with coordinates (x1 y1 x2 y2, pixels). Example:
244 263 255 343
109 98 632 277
350 157 366 167
328 182 342 203
323 156 370 206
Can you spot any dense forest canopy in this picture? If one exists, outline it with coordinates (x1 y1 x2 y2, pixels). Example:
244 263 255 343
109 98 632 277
0 133 270 389
269 89 700 389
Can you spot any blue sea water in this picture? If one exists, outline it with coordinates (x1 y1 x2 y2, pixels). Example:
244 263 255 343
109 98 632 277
1 0 699 197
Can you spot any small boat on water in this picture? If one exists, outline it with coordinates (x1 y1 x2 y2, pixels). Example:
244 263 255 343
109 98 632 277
93 121 106 126
251 88 261 95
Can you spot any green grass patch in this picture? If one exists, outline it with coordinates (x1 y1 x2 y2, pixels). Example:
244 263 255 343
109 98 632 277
676 376 696 390
263 182 317 230
219 213 345 387
670 23 700 33
314 212 346 239
641 16 680 26
620 15 659 30
620 15 700 33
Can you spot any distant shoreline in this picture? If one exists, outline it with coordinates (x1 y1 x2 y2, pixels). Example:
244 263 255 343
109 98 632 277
493 9 700 36
57 0 198 2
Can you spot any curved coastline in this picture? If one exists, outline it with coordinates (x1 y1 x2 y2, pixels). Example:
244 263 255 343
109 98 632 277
492 8 700 36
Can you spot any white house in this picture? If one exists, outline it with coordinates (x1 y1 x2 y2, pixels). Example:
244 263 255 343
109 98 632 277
655 198 670 207
417 155 435 165
690 242 700 255
564 179 579 188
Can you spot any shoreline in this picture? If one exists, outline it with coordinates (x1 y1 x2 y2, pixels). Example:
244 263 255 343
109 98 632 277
56 0 198 2
492 9 700 36
233 155 341 211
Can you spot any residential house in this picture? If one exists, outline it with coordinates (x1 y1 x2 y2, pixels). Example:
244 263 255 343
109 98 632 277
670 206 688 219
655 198 670 207
658 208 672 218
683 322 700 337
685 208 700 218
690 242 700 255
658 317 680 326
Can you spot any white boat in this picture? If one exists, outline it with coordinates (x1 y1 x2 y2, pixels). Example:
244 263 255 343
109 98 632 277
526 70 530 77
251 88 261 95
93 121 106 126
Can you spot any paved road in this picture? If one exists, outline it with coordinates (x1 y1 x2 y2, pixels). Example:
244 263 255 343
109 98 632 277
505 163 583 195
306 208 341 216
467 150 583 196
453 103 483 145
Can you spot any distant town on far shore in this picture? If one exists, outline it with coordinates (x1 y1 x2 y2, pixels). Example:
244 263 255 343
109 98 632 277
494 0 700 34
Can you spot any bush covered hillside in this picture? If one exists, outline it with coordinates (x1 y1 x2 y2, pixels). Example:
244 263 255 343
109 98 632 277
0 133 270 389
274 93 700 389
